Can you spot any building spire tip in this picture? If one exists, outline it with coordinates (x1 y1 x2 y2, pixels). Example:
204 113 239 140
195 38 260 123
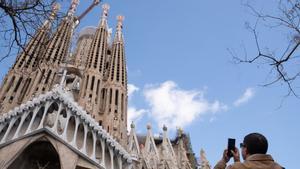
52 3 61 12
117 15 125 23
146 123 151 130
163 125 167 131
99 3 109 27
116 15 124 32
67 0 80 16
102 3 110 10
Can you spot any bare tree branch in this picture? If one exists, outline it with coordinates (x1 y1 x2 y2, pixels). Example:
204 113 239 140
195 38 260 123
0 0 62 62
232 0 300 98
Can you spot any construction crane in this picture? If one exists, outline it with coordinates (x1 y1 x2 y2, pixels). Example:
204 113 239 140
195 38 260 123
76 0 100 22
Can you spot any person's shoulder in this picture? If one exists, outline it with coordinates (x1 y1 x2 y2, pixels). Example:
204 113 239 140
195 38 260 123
267 155 284 169
227 162 246 169
273 161 284 169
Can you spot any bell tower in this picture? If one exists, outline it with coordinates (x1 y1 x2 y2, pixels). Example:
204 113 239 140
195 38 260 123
102 15 128 145
78 4 110 117
26 0 80 98
0 3 60 114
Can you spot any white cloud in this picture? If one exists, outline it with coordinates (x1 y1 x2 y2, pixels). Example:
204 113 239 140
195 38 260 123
127 107 147 130
128 84 139 98
127 84 148 130
234 88 255 107
144 81 227 130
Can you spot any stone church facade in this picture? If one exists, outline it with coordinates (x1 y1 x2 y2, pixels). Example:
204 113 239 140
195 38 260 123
0 1 205 169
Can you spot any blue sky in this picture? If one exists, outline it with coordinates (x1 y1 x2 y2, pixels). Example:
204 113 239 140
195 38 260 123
1 0 299 168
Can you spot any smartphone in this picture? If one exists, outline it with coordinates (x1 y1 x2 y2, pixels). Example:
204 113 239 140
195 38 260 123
227 138 235 157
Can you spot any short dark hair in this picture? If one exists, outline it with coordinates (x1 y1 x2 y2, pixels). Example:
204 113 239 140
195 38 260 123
243 133 268 154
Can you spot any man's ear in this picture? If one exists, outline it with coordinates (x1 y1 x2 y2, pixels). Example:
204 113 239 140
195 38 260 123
244 147 250 156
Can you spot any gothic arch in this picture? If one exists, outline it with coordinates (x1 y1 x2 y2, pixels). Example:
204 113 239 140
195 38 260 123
6 117 21 141
8 140 61 169
19 111 33 135
66 116 76 141
31 106 45 130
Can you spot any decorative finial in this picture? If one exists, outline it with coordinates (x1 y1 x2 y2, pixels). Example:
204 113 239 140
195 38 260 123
114 15 125 42
68 0 80 16
99 4 110 27
102 3 110 13
72 0 80 6
201 149 205 155
102 4 110 18
146 123 151 130
163 125 167 131
178 127 183 137
200 149 211 168
52 3 61 13
116 15 125 30
49 3 60 20
130 121 135 129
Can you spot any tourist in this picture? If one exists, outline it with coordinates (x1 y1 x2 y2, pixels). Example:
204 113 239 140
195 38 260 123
214 133 283 169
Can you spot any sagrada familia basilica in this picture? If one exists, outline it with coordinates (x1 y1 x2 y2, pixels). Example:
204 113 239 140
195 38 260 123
0 0 211 169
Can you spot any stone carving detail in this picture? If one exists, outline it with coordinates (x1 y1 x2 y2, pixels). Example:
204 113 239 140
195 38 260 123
45 111 57 127
65 73 81 91
0 86 132 169
57 111 67 132
127 123 195 169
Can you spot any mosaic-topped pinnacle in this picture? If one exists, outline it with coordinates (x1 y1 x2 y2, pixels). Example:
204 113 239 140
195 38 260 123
146 123 151 130
99 3 109 27
72 0 79 5
117 15 125 21
102 3 110 11
67 0 79 16
163 125 167 131
48 3 60 20
117 15 125 28
52 3 61 12
130 121 135 129
178 127 183 136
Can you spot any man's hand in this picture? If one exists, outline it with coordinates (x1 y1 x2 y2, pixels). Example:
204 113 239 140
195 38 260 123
222 149 230 163
231 147 240 162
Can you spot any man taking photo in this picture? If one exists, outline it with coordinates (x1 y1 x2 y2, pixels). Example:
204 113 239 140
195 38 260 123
214 133 283 169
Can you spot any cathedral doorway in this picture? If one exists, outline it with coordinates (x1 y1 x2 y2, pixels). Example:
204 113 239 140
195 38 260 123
8 141 61 169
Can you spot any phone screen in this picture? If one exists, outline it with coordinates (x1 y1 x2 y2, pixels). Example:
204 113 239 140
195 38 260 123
227 138 235 157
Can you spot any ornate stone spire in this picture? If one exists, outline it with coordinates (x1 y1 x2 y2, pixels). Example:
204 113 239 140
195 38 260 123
177 128 193 169
131 121 135 129
161 125 176 160
43 0 79 64
67 0 80 17
108 15 127 85
200 149 211 169
145 124 159 157
42 3 60 27
128 122 140 159
78 3 111 123
0 3 62 114
25 0 80 100
49 3 61 21
92 14 128 146
85 3 110 72
99 4 110 27
13 3 60 70
114 15 125 42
